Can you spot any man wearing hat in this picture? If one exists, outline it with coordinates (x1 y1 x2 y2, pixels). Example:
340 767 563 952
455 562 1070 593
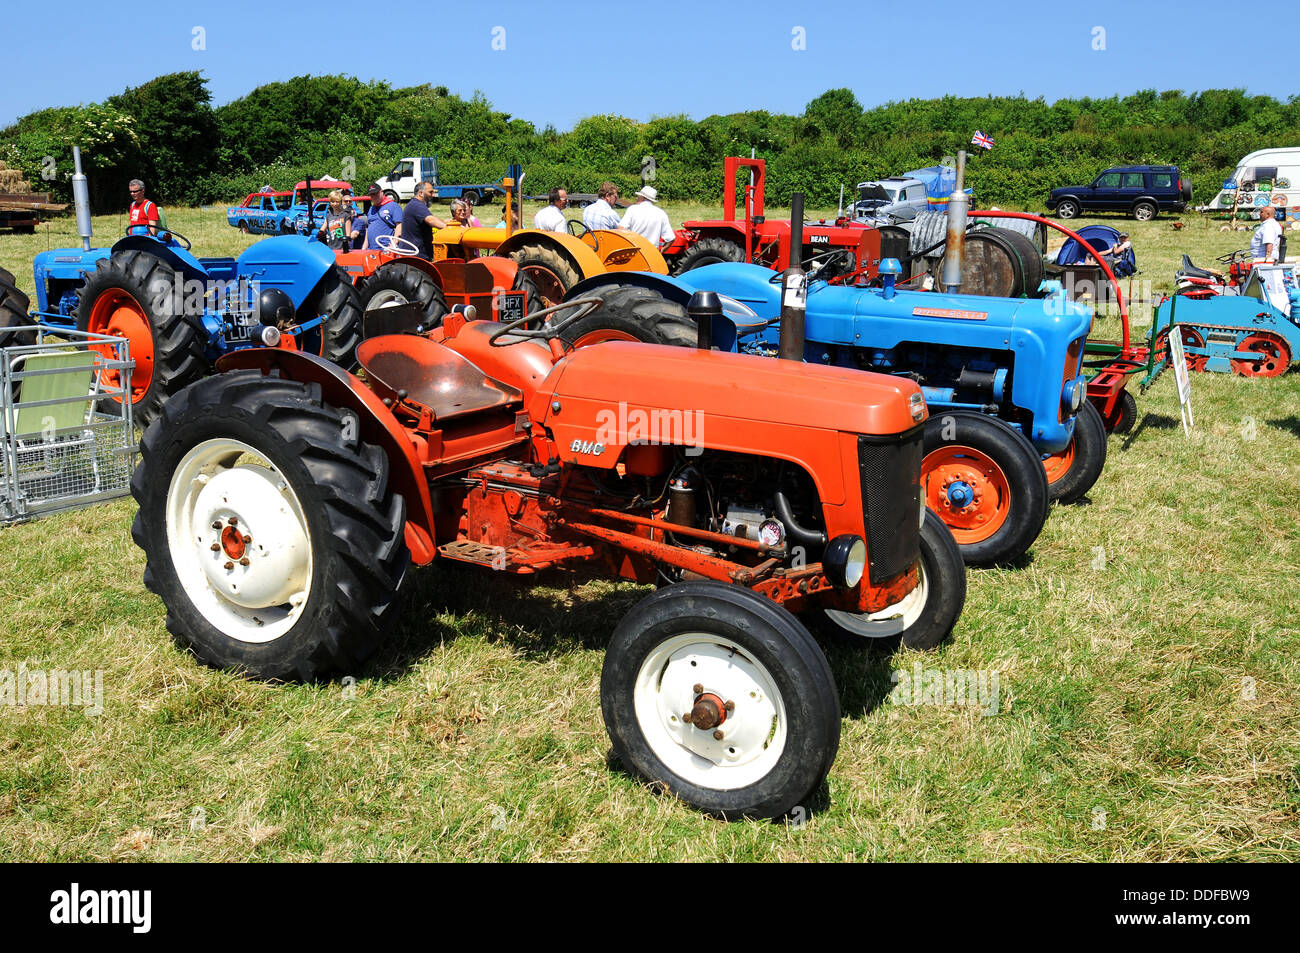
363 182 404 250
619 186 675 245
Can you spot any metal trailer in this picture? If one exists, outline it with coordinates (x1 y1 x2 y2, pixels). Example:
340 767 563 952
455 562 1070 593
1 325 136 525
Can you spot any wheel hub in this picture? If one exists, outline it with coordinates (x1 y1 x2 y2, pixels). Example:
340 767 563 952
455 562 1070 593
944 479 975 508
193 465 309 610
684 691 730 731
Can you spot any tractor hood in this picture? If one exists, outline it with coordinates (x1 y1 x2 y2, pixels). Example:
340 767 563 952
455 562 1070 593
235 235 338 309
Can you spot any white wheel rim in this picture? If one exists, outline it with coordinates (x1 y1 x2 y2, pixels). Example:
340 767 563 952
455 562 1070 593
368 289 409 309
825 562 929 638
165 438 314 644
633 633 787 791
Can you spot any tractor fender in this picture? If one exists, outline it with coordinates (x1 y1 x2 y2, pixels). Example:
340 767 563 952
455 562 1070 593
586 229 670 275
496 230 608 281
214 348 438 565
112 235 209 284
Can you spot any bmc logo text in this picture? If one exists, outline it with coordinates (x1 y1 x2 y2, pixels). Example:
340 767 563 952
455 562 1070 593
50 883 152 934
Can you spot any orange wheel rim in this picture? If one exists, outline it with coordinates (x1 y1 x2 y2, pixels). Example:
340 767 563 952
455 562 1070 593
570 329 640 348
1041 438 1075 485
922 445 1012 544
1231 333 1290 377
522 265 565 307
87 289 153 401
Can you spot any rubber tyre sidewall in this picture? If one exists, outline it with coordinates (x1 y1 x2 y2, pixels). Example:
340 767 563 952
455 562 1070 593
561 285 696 348
1046 400 1107 505
1056 200 1080 220
359 261 449 332
923 411 1049 566
601 582 840 820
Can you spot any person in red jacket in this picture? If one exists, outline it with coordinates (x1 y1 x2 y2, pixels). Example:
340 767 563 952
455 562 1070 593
127 179 160 237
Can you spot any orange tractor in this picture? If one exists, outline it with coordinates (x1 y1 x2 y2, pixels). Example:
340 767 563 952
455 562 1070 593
335 179 670 330
130 293 966 819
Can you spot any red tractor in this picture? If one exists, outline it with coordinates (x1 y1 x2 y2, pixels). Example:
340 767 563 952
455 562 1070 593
129 294 966 819
662 157 884 279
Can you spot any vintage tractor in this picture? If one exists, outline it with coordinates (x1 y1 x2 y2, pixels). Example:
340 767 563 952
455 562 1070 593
556 198 1101 567
30 154 361 423
129 294 967 820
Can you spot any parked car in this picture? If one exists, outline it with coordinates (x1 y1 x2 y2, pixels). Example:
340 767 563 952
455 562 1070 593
1047 166 1191 221
226 191 293 234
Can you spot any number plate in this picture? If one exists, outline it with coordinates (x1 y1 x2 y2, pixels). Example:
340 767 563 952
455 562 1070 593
496 291 525 323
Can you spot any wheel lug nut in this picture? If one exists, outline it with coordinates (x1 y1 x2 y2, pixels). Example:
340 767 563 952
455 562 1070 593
211 521 222 530
228 517 238 526
713 730 724 741
210 543 220 552
724 701 735 712
239 557 250 566
682 712 693 724
242 534 252 544
223 561 234 570
692 683 703 694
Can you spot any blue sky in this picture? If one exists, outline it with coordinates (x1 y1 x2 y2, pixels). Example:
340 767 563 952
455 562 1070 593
5 0 1289 129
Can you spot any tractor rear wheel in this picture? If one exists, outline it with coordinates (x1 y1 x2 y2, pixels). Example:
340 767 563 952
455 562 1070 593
131 370 410 681
672 237 746 275
0 267 35 351
819 510 966 651
508 242 581 306
558 285 696 348
602 581 840 820
358 261 449 334
76 250 207 426
297 265 363 366
921 411 1049 566
1042 401 1107 505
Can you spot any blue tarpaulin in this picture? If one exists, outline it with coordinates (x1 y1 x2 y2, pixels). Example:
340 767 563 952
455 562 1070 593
1055 224 1136 278
903 166 973 210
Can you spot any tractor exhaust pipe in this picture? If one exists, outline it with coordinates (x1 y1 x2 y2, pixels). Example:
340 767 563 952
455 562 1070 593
942 150 968 294
688 291 719 350
777 191 807 362
72 146 92 252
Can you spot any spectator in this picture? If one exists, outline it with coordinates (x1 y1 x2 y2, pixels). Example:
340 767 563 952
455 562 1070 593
364 182 405 250
583 182 621 231
348 207 368 250
450 198 481 228
319 190 353 251
494 208 521 230
1100 232 1132 263
1250 206 1283 263
401 181 448 259
127 179 160 237
534 188 568 232
619 186 675 245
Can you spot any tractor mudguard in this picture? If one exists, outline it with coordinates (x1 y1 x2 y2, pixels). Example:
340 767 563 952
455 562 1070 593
112 235 211 285
235 235 337 310
214 348 438 565
495 230 608 281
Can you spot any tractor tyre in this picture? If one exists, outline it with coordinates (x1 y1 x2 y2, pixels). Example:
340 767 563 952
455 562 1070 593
0 268 36 351
559 285 696 349
76 250 207 426
601 581 840 820
1043 401 1108 505
507 241 582 306
513 269 544 320
297 265 363 367
1107 390 1138 434
921 411 1049 566
672 237 746 275
131 370 410 682
358 261 449 334
819 510 966 652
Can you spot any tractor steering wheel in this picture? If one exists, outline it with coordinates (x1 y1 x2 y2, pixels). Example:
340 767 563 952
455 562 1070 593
1216 248 1250 266
376 233 421 257
125 224 191 250
487 297 604 347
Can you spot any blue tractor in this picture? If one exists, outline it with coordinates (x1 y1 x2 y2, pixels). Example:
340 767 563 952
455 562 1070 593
29 154 361 423
557 249 1102 567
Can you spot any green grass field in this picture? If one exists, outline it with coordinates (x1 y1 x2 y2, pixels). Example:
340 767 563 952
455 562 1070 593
0 205 1297 861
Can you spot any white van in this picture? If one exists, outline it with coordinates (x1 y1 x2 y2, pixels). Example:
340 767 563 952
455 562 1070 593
1202 147 1300 218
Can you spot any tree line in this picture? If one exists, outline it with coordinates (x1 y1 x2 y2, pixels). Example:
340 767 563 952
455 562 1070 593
2 72 1296 213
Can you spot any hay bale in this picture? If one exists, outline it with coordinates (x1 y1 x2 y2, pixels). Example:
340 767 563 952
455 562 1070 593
0 169 30 191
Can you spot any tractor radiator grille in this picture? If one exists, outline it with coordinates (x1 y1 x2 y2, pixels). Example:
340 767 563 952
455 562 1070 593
857 427 924 584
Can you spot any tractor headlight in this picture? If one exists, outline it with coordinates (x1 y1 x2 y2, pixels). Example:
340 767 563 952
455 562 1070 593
1061 378 1084 415
259 325 281 347
824 534 867 589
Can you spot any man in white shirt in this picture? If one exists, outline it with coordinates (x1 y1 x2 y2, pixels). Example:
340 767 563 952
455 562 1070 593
619 186 675 246
582 182 622 231
1250 206 1283 262
533 188 568 232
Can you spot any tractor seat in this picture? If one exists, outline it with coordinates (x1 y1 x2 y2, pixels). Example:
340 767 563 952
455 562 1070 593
356 335 522 423
1181 254 1216 279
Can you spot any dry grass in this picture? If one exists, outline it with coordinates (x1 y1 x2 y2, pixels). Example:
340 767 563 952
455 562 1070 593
0 205 1297 861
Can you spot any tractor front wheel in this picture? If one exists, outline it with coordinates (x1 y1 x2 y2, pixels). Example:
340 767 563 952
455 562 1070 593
1042 401 1108 505
0 267 35 351
131 370 410 681
819 510 966 651
297 265 363 366
672 237 746 275
920 411 1049 566
358 261 449 334
602 581 840 820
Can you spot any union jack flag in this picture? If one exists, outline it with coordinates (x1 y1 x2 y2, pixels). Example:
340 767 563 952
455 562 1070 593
971 131 995 150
